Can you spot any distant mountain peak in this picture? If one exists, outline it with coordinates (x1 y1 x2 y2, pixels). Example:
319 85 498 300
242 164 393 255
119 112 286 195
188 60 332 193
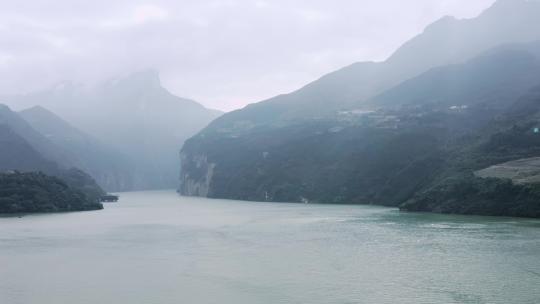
24 105 49 113
419 0 539 34
422 15 457 33
19 105 64 122
52 81 78 91
492 0 538 7
112 68 162 89
484 0 540 15
0 104 11 112
130 68 160 80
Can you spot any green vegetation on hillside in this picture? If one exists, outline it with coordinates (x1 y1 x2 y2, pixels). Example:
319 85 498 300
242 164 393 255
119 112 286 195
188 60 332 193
181 78 540 217
179 1 540 218
398 87 540 217
0 171 103 213
401 174 540 218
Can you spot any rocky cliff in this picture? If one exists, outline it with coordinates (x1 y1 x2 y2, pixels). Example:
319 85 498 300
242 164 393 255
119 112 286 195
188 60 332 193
179 153 216 197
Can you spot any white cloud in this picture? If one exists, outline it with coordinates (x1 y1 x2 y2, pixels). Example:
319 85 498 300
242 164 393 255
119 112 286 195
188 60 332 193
133 4 169 24
0 53 13 66
100 4 169 28
296 9 332 23
254 1 270 8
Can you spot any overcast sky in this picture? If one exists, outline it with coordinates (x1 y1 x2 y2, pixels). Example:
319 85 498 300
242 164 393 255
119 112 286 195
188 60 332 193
0 0 496 111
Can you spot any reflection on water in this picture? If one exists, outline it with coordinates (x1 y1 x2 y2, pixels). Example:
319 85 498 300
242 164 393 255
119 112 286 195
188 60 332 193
1 190 539 304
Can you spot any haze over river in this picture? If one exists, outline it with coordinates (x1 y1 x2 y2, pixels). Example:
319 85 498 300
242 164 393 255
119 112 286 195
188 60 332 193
1 191 540 304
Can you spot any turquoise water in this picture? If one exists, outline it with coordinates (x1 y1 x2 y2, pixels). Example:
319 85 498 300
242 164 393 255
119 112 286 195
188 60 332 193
1 190 540 304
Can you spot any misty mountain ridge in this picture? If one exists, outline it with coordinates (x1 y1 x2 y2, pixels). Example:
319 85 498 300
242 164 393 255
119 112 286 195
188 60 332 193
371 41 540 109
203 0 540 131
0 104 76 168
0 104 106 206
18 105 136 191
2 69 222 190
0 123 57 173
19 105 100 146
0 104 131 190
179 0 540 217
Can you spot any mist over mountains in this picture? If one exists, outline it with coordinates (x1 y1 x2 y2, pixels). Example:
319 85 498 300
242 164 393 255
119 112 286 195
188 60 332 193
0 104 106 211
3 2 540 303
18 105 135 191
1 0 540 217
372 42 540 108
179 0 540 217
200 0 540 130
1 70 221 191
0 120 56 173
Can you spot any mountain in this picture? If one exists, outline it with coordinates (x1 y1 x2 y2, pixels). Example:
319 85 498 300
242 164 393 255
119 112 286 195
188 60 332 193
19 106 136 191
0 104 76 168
400 86 540 217
181 73 540 216
200 0 540 131
0 105 106 207
0 124 56 172
179 0 540 217
2 70 222 190
371 42 540 109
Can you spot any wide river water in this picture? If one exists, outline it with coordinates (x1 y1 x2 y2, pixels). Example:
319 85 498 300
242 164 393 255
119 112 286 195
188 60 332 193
1 190 540 304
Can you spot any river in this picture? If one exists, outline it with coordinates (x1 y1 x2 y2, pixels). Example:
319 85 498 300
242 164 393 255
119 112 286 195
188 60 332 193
1 190 540 304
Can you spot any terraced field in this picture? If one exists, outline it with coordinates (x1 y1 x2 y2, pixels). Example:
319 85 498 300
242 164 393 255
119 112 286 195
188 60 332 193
475 157 540 184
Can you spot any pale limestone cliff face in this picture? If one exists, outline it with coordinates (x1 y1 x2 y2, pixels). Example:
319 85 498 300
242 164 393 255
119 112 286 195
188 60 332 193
178 153 216 197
